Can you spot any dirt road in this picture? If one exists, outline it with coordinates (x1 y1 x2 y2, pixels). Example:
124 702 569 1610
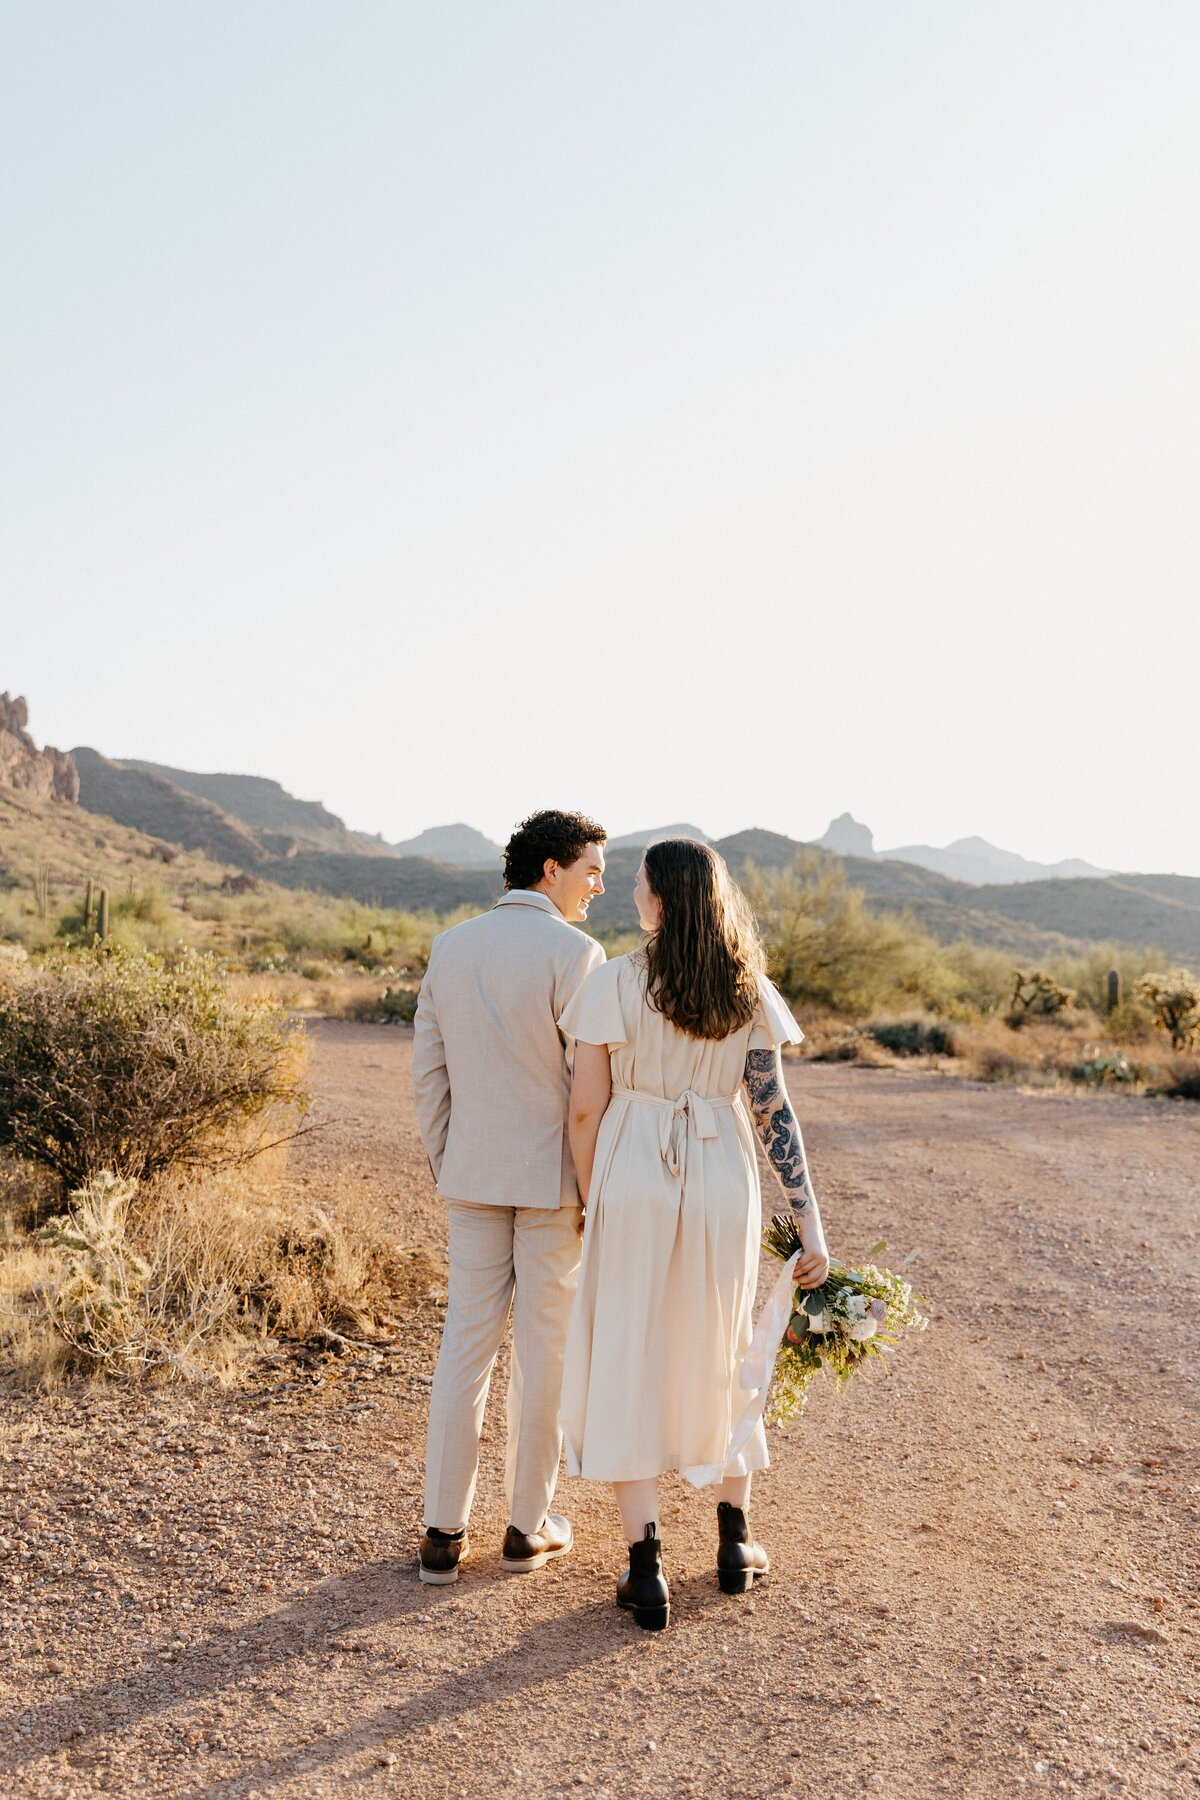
3 1022 1198 1798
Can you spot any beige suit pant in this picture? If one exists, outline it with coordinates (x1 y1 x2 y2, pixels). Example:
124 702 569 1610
423 1199 582 1537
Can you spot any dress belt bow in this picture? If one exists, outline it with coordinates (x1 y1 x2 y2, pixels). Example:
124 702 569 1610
612 1087 737 1178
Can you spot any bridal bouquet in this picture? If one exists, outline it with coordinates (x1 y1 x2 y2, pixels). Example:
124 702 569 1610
761 1214 928 1426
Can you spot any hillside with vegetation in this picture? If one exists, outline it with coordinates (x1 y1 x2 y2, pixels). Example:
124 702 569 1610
121 760 387 857
74 748 389 866
6 691 1200 1040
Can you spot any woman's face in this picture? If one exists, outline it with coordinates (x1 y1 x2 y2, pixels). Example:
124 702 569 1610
634 860 662 933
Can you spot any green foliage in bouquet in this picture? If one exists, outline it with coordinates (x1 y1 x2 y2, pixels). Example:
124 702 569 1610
762 1214 928 1426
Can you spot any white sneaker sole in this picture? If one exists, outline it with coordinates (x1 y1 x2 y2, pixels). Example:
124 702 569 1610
499 1536 573 1574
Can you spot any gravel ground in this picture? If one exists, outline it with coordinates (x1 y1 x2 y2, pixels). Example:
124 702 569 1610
2 1021 1198 1799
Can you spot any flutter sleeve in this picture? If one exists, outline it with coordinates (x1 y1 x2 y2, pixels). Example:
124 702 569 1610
558 958 628 1047
747 975 805 1051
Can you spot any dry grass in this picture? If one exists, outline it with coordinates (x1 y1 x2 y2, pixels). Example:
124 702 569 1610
795 1004 1184 1100
0 1147 442 1390
797 1013 891 1065
228 970 420 1023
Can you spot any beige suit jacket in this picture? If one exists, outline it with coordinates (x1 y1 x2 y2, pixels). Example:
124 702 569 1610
412 890 606 1209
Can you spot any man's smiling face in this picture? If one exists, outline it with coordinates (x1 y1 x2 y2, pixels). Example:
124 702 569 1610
542 842 606 922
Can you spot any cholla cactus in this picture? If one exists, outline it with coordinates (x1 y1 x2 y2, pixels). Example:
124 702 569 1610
1137 970 1200 1050
1009 969 1075 1019
38 1172 152 1367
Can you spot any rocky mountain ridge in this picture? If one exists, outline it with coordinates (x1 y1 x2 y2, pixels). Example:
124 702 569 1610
0 693 78 803
121 762 384 858
71 751 389 867
5 692 1197 963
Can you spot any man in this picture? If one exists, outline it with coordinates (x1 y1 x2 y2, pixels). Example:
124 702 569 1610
412 808 607 1584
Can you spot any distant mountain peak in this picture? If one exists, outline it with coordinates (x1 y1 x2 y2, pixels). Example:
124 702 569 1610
607 823 710 851
945 835 1003 853
816 813 876 858
390 823 502 867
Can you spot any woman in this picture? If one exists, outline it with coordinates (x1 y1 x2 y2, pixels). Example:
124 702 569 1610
558 839 829 1631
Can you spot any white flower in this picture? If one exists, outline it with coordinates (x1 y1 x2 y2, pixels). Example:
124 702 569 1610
844 1294 869 1319
848 1319 877 1341
806 1310 829 1333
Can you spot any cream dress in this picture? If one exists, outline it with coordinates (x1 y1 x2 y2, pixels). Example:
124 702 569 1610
557 955 803 1488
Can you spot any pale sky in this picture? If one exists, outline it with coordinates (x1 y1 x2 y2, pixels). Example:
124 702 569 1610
2 3 1198 872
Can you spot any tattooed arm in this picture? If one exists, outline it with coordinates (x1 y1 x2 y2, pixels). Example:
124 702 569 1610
743 1048 830 1288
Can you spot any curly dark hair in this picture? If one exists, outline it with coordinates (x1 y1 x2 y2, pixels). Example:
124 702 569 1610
642 839 764 1039
503 809 607 891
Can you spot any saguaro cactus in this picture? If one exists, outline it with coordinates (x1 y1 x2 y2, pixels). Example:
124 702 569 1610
1106 968 1121 1013
84 878 94 936
98 888 110 942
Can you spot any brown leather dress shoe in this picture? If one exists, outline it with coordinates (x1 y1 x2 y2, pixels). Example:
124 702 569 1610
418 1527 470 1585
499 1513 573 1573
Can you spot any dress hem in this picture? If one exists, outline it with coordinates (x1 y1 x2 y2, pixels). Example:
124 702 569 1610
565 1444 770 1489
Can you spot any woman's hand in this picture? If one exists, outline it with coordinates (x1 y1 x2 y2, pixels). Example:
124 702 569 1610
793 1245 830 1289
569 1042 612 1208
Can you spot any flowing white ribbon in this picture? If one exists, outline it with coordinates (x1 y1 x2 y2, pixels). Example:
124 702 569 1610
687 1249 800 1487
739 1250 801 1399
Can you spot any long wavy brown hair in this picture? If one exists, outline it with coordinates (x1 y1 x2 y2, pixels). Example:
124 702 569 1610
641 839 764 1040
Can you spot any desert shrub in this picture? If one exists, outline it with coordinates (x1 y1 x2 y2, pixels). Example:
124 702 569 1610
743 853 932 1016
0 943 308 1197
187 887 476 972
1155 1057 1200 1101
55 882 177 955
805 1026 864 1062
1048 945 1159 1017
2 1159 440 1383
969 1043 1057 1087
868 1015 959 1057
380 984 419 1023
0 892 59 953
898 941 1014 1020
1138 970 1200 1050
1104 999 1157 1043
1008 969 1075 1023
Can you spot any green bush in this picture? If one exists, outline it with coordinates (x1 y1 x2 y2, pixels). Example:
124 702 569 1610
0 943 308 1197
1104 999 1156 1042
1156 1057 1200 1100
380 985 419 1023
743 853 929 1016
186 886 463 971
1048 945 1160 1017
868 1016 959 1057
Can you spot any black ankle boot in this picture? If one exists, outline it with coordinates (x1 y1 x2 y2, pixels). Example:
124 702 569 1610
716 1501 769 1594
616 1524 670 1631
